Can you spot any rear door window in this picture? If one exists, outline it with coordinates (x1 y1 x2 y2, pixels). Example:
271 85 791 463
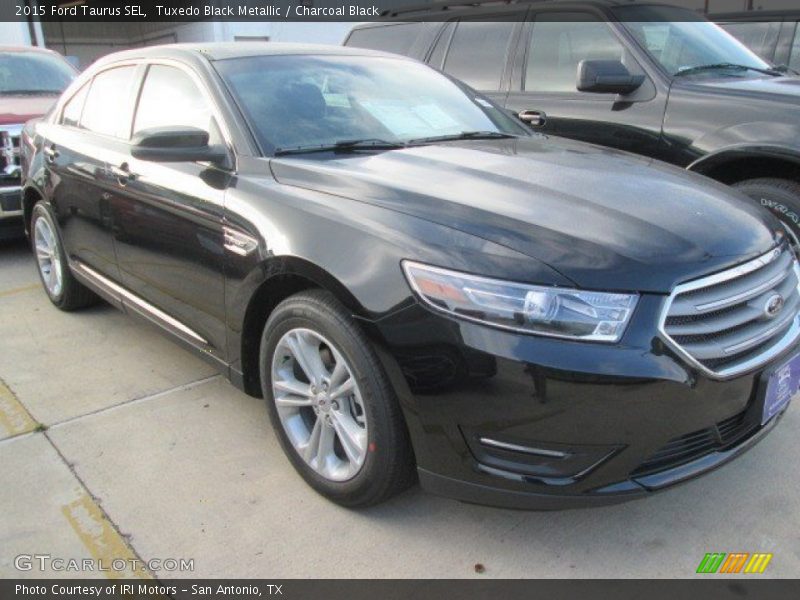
61 82 89 128
80 66 138 138
442 19 518 91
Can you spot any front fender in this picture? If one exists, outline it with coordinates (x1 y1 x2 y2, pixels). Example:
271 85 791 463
20 124 50 237
221 171 568 388
692 121 800 157
663 83 800 165
21 176 48 235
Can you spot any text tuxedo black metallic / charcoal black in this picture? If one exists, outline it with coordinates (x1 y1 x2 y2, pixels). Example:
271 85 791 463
19 43 800 508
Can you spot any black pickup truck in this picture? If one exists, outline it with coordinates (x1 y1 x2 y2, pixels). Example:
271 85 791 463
346 1 800 237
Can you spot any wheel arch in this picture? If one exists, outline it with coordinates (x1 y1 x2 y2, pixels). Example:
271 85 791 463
22 184 46 237
688 147 800 186
237 255 370 398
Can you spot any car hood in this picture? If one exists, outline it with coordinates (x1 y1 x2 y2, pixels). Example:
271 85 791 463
270 137 781 292
678 75 800 106
0 94 57 126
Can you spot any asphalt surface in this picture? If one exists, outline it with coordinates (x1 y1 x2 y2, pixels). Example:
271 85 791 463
1 236 799 579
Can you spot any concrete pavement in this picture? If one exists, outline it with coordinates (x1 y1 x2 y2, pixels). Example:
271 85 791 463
1 237 799 579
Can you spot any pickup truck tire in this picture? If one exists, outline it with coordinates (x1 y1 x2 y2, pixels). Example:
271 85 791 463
260 289 416 507
31 202 98 311
734 178 800 238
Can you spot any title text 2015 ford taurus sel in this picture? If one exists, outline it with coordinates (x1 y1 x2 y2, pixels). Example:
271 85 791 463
20 43 800 508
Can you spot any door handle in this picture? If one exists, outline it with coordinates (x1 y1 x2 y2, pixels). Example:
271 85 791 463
518 110 547 127
109 163 136 184
43 145 59 162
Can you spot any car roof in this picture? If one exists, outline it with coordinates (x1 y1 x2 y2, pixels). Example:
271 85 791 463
93 42 405 67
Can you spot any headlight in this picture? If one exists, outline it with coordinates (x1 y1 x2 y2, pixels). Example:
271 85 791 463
402 261 638 342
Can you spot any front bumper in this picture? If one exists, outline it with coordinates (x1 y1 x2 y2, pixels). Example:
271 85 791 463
418 406 785 510
0 184 23 239
371 296 797 509
1 122 24 237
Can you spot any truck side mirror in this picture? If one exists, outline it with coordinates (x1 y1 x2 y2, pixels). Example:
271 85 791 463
577 60 645 95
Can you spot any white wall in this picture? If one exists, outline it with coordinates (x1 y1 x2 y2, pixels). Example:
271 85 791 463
155 21 352 45
41 20 353 69
220 22 354 45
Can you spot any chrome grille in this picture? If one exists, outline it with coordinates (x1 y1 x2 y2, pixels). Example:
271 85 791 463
660 245 800 378
1 125 22 182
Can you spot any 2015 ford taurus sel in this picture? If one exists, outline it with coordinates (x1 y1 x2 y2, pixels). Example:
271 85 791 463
20 43 800 509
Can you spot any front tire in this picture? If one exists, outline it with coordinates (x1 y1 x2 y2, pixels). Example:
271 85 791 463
31 202 97 311
734 178 800 240
260 290 415 507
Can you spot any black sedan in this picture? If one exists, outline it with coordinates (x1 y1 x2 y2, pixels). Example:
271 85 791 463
19 43 800 508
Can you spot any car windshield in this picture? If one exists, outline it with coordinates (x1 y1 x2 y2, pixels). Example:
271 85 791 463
614 5 772 77
0 51 76 94
215 54 527 154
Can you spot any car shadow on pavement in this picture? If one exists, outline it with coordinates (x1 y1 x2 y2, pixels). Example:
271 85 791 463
0 236 29 252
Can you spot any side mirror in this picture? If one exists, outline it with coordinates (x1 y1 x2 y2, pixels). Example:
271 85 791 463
577 60 645 95
131 126 228 164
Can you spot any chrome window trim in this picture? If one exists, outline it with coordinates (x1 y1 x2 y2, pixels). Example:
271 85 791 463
53 57 237 171
658 246 800 380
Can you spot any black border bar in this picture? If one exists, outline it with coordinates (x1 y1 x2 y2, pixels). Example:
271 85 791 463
0 0 771 23
2 579 800 600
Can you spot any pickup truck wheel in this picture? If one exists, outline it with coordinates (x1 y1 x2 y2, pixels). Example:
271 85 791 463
734 178 800 240
260 290 415 507
31 202 97 311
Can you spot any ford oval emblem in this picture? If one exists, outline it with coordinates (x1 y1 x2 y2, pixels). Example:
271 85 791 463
764 293 785 319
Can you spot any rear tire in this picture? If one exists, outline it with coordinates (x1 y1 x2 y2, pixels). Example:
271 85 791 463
260 289 415 507
734 178 800 240
31 202 97 311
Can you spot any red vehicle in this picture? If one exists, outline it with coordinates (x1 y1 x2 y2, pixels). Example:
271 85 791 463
1 46 76 239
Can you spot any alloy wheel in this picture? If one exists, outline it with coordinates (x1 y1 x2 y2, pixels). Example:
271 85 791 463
271 328 368 482
34 216 63 298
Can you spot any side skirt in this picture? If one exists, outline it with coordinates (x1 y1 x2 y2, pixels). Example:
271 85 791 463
70 259 231 379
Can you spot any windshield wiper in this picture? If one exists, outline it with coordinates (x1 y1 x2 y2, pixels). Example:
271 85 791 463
408 131 519 145
0 89 62 95
674 63 782 77
274 138 406 156
773 64 800 76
